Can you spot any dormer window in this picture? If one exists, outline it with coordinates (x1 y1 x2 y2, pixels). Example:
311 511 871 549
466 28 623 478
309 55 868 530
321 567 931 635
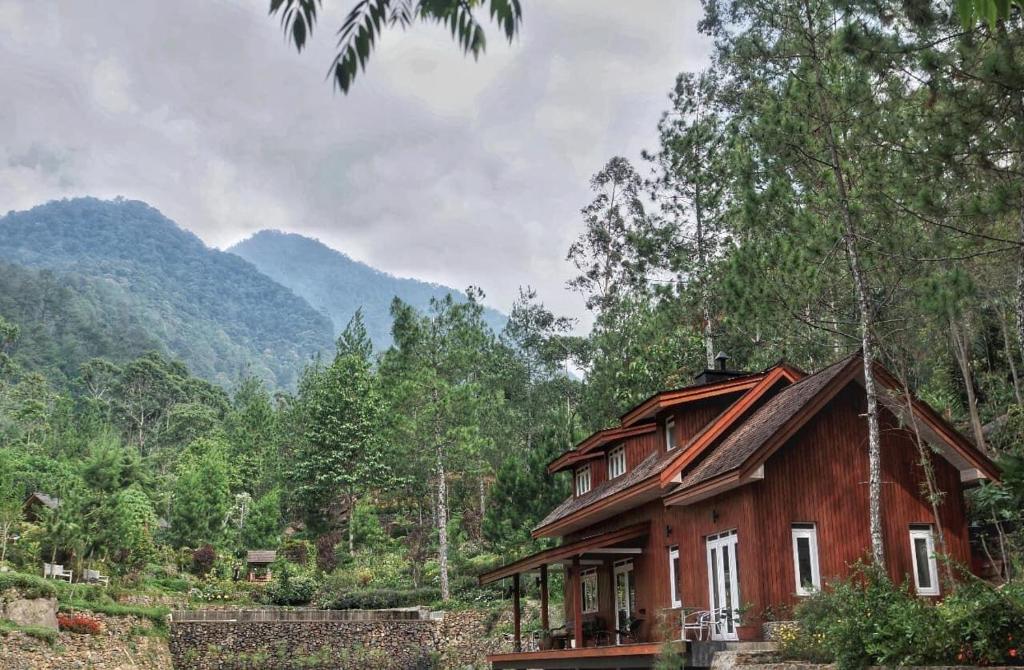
665 418 677 451
575 465 592 496
608 445 626 479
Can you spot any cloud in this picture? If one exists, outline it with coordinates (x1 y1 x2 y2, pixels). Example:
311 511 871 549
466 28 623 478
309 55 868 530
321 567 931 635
0 0 713 328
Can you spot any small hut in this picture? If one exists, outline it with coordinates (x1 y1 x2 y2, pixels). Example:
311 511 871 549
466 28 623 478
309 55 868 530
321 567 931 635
246 550 277 582
22 492 60 522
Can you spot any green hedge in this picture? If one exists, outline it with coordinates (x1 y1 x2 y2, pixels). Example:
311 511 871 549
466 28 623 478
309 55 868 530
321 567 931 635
316 587 440 610
61 599 169 628
0 571 57 599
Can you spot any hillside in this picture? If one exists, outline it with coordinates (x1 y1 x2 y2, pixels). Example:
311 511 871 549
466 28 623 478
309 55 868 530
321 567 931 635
0 262 163 381
229 230 507 350
0 198 334 388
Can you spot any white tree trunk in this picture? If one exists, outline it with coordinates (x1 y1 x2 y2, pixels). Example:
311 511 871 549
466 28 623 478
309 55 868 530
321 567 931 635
950 314 989 452
435 441 450 601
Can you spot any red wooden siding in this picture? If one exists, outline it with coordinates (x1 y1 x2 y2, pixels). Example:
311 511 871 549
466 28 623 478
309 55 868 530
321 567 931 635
560 381 976 642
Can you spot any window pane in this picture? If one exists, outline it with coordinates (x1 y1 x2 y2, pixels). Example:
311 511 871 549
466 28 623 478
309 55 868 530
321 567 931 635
914 537 931 589
797 537 813 588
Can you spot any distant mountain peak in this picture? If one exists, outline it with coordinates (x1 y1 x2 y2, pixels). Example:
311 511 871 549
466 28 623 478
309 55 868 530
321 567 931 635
228 230 506 349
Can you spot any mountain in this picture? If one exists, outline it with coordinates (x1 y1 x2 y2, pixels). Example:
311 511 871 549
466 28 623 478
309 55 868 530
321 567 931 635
0 198 334 388
0 261 163 381
228 230 507 350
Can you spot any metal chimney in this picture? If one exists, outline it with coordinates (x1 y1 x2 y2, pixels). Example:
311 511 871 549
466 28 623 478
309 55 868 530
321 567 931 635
715 351 729 372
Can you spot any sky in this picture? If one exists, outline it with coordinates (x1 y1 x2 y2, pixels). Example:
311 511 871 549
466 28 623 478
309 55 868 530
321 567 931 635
0 1 713 326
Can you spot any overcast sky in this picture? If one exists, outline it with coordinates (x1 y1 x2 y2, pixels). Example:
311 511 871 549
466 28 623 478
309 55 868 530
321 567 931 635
0 1 712 325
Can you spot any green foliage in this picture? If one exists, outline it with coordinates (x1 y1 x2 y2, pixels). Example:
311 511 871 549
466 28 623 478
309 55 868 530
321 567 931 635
241 489 282 550
99 485 158 570
0 571 58 599
0 618 58 644
169 439 231 548
315 586 441 610
269 0 522 94
0 198 334 389
786 565 1024 669
263 559 317 606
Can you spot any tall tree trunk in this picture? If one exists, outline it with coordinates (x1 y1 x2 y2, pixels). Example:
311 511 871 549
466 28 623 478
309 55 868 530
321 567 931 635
348 490 356 555
950 314 988 452
433 397 450 601
805 0 885 565
999 309 1023 405
695 187 715 368
1016 190 1024 363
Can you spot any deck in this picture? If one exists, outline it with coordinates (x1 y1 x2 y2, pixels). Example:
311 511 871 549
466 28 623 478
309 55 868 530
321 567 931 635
487 642 664 669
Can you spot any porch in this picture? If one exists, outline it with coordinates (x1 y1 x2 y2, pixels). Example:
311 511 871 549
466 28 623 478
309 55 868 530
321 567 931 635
479 523 658 667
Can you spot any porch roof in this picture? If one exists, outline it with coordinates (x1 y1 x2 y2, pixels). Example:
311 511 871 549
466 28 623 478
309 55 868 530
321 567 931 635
478 522 649 585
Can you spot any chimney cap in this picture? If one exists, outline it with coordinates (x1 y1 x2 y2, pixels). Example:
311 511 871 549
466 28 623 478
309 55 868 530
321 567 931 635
715 351 729 371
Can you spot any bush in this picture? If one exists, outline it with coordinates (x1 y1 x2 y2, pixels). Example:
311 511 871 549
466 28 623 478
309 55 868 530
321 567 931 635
785 565 1024 669
0 571 57 599
263 560 317 606
315 587 440 610
191 544 216 576
57 612 104 634
316 532 341 573
280 538 314 566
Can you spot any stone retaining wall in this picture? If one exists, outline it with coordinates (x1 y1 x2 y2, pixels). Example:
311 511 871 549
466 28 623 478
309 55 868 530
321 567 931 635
169 608 510 669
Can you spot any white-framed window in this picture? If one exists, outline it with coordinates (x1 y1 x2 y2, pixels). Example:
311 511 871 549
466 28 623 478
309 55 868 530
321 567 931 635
608 445 626 479
791 523 821 596
909 524 940 596
665 418 677 451
575 465 591 496
669 545 682 608
581 568 599 613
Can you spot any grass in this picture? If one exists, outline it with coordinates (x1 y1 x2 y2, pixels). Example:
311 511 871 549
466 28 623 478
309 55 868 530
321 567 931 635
0 571 58 599
0 618 58 644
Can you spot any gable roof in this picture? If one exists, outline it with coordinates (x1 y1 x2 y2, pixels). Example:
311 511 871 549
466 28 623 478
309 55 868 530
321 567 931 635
618 372 767 428
535 451 671 536
658 364 804 486
665 353 1000 505
548 423 657 474
246 550 277 564
23 492 60 510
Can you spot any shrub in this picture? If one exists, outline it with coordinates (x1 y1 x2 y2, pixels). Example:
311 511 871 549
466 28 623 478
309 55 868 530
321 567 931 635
57 612 104 635
785 564 1024 669
280 538 314 566
315 587 440 610
191 544 216 576
263 560 317 606
0 571 57 599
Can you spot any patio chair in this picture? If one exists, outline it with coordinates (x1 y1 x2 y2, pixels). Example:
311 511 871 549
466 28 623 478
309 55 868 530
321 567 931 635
84 569 110 586
681 607 713 641
43 563 73 582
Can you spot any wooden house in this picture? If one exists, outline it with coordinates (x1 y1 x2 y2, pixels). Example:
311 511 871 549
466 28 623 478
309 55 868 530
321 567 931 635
479 353 999 669
22 492 60 522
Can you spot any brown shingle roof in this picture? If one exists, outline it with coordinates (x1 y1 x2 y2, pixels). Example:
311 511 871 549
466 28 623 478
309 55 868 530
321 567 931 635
535 449 675 532
246 550 277 564
678 355 857 489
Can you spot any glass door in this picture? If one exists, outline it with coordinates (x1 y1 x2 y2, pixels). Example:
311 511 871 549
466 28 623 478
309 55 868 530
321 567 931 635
705 530 740 641
613 560 635 644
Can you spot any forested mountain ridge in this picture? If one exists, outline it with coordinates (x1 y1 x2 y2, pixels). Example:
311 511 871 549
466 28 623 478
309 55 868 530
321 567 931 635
0 198 334 388
0 261 163 382
229 230 507 350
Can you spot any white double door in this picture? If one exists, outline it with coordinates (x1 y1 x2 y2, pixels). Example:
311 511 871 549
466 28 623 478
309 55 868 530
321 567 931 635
706 530 740 641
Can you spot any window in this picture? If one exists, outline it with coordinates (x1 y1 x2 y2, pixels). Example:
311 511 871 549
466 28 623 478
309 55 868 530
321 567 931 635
791 523 821 596
608 445 626 479
581 568 599 613
909 525 940 596
575 465 591 496
669 545 682 608
665 418 677 451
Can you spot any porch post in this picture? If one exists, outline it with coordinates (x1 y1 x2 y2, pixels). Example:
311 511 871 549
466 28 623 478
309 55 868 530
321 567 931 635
539 563 549 632
571 555 583 647
512 572 522 652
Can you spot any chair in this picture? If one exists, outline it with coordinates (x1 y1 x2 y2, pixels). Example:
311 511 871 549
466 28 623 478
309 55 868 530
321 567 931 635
43 563 73 582
84 569 110 586
681 607 713 641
